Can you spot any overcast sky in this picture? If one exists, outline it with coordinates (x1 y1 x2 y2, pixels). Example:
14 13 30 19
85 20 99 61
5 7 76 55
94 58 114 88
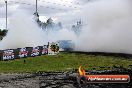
0 0 90 28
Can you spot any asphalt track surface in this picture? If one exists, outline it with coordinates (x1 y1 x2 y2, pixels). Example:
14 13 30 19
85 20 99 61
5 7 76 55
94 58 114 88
67 51 132 58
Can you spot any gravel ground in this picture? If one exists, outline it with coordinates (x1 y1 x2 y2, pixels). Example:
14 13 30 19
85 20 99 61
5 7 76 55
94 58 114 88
0 68 131 88
0 72 77 88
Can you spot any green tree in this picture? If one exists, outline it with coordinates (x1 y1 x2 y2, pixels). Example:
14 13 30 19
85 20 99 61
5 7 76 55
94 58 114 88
0 29 8 40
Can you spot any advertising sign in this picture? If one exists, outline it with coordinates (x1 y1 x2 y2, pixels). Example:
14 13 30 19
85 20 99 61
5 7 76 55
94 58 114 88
3 49 15 60
18 48 28 58
42 45 48 55
48 42 59 55
31 47 40 57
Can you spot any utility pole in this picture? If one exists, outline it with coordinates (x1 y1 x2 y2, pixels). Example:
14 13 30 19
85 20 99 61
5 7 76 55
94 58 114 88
5 0 7 30
36 0 37 13
34 0 39 21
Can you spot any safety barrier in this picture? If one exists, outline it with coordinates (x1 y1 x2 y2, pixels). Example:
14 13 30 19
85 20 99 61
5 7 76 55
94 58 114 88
0 42 59 61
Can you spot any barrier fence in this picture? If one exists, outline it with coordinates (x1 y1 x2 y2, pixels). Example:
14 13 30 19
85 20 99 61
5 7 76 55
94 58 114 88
0 42 59 61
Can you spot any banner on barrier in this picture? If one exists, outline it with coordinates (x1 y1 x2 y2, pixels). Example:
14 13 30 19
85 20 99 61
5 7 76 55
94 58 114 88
18 48 28 58
31 47 40 57
26 47 33 57
0 42 59 60
2 49 15 60
42 45 48 55
48 42 59 55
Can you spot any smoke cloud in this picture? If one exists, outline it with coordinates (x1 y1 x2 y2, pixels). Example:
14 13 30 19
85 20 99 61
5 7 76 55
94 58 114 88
0 9 76 49
1 0 132 55
75 0 132 54
0 9 45 49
